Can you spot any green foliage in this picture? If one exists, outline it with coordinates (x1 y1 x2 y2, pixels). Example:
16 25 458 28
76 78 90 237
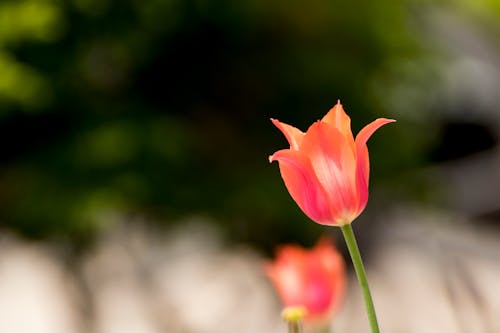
0 0 491 245
0 1 63 109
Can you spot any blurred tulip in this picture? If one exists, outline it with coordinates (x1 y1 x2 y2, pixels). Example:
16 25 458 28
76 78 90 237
265 239 346 326
269 101 395 226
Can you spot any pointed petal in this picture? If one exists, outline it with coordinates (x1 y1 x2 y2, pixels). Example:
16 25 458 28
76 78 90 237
271 118 305 150
301 122 357 223
354 118 396 211
355 118 396 150
354 145 370 213
269 149 331 224
321 101 355 152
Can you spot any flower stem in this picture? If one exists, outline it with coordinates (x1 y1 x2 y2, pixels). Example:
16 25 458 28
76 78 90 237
282 307 306 333
340 224 379 333
287 320 303 333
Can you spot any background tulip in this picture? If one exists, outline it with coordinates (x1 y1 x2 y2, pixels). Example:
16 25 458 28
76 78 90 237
265 238 346 327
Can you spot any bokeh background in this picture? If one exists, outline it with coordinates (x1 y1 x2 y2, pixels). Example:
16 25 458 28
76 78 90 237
1 0 500 332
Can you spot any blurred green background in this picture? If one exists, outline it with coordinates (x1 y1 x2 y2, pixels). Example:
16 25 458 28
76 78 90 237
1 0 499 249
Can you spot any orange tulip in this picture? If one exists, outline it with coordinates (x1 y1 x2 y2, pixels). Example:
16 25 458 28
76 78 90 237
265 239 346 325
269 101 395 226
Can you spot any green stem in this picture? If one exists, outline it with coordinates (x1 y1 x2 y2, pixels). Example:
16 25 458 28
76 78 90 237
341 224 379 333
287 320 303 333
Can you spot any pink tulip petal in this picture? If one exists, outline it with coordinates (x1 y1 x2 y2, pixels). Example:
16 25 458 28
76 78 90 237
313 239 346 317
354 118 396 211
269 149 332 224
305 245 335 313
321 101 355 153
301 121 357 223
265 245 308 307
271 118 305 150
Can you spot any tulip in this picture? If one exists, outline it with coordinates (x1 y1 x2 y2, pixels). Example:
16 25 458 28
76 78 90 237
269 101 395 226
265 239 346 326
